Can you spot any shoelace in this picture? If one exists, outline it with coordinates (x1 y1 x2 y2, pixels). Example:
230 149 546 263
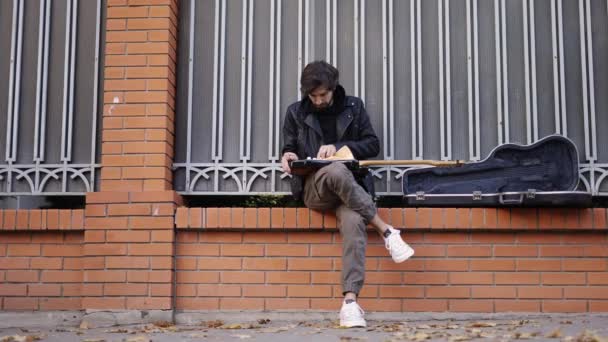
342 303 364 319
385 232 401 252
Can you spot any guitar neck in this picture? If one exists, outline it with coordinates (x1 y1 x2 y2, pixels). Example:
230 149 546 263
359 159 463 167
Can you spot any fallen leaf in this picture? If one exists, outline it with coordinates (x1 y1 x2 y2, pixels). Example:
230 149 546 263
513 332 533 339
201 320 224 328
417 324 432 329
546 328 562 338
446 325 460 329
79 321 90 330
105 328 130 333
0 335 45 342
257 318 271 325
560 321 573 325
125 336 150 342
153 320 174 328
575 329 608 342
81 339 105 342
448 336 471 342
407 332 431 341
467 322 497 328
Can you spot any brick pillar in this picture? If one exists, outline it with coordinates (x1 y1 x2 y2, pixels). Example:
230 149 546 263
83 0 180 314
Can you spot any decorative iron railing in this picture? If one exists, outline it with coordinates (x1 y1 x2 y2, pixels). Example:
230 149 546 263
174 0 608 195
0 0 103 195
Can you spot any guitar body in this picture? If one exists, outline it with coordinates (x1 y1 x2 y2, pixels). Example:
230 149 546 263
402 135 591 207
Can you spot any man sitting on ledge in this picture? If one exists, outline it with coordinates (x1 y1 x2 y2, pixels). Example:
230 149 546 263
281 60 415 328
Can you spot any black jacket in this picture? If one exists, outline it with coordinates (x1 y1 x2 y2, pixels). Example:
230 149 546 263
282 85 380 199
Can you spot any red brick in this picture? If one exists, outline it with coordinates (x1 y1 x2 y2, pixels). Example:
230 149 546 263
127 297 172 310
204 208 218 228
429 208 444 228
127 270 172 283
283 208 297 229
106 256 150 269
220 298 264 310
518 286 563 299
449 300 493 312
199 232 242 243
365 272 403 284
410 245 445 257
495 246 538 257
471 232 515 243
311 272 340 284
288 258 332 271
244 208 257 228
6 271 39 282
287 285 332 297
584 246 608 257
266 272 310 284
427 286 470 298
27 258 59 270
485 208 497 228
42 245 81 257
471 208 484 228
82 297 126 310
497 209 510 228
243 258 286 270
40 271 81 283
3 297 38 310
86 192 130 204
588 273 608 285
357 299 403 312
130 217 174 229
589 301 608 312
129 243 172 255
457 208 470 229
471 259 515 271
7 245 40 257
311 245 341 257
379 286 424 298
242 285 287 297
447 246 491 257
197 284 241 297
176 271 219 284
564 287 608 299
105 283 148 296
425 260 469 271
220 271 264 284
516 259 561 271
444 208 457 228
221 245 264 257
218 208 231 228
231 208 244 229
404 272 448 284
175 298 218 310
563 259 607 271
265 298 310 310
266 244 308 257
403 299 448 312
593 208 607 229
449 272 493 285
416 208 431 228
324 212 337 229
542 300 586 312
495 300 540 312
28 284 62 297
495 272 540 285
540 246 583 257
178 244 220 256
310 209 323 228
242 232 287 243
425 232 469 244
472 286 517 298
258 208 270 228
542 272 586 285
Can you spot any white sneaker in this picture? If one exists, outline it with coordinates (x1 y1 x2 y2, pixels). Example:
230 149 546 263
339 301 366 328
383 226 415 263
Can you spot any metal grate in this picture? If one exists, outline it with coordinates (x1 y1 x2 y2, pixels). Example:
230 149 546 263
0 0 104 195
174 0 608 196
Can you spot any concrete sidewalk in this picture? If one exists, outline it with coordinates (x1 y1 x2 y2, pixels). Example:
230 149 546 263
1 312 607 341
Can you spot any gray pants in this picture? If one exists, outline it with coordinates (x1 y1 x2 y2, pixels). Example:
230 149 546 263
303 162 377 296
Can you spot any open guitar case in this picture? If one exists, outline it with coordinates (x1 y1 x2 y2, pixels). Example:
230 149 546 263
401 135 592 207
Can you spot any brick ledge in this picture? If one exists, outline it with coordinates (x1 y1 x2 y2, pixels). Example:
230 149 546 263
175 207 607 231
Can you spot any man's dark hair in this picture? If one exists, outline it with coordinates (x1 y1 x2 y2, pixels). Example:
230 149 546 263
300 60 339 97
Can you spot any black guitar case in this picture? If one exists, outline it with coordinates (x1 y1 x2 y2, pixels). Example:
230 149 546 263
402 135 591 207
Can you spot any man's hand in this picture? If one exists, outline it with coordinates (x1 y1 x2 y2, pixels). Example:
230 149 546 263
317 144 337 159
281 152 299 174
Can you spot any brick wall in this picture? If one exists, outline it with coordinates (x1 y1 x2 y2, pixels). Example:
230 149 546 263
0 210 84 310
173 208 608 313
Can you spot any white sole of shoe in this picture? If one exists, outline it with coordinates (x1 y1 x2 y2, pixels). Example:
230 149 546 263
393 246 415 263
340 319 367 328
